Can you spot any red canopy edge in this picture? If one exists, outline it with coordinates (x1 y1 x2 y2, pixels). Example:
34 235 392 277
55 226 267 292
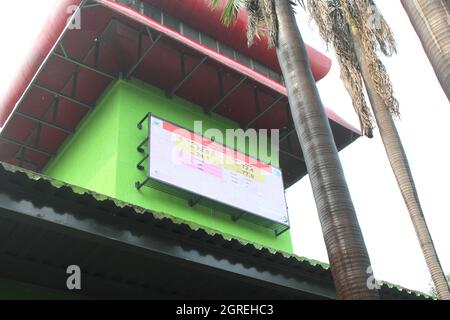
98 0 288 93
144 0 332 80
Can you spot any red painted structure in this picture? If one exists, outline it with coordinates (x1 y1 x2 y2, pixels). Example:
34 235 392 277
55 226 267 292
142 0 332 80
0 0 359 187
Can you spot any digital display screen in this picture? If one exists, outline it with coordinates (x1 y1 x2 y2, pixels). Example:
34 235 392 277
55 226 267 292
148 116 289 226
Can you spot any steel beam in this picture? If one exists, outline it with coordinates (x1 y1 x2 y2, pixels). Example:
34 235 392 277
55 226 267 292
51 98 59 124
71 67 79 98
83 3 102 9
15 111 74 135
217 71 224 96
126 33 162 78
59 43 69 59
245 95 284 129
0 2 89 134
137 31 143 60
279 148 304 162
34 123 42 148
52 52 116 80
0 136 55 157
280 126 296 142
14 154 38 169
14 146 38 168
2 15 113 170
166 56 208 98
278 126 304 162
16 147 25 168
208 76 247 114
32 83 93 109
253 86 261 114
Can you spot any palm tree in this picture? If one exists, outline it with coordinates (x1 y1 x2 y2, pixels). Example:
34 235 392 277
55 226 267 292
306 0 450 300
430 274 450 299
401 0 450 100
210 0 379 299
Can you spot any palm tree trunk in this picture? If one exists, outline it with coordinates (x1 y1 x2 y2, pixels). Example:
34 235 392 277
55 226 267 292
401 0 450 100
350 26 450 300
274 0 379 300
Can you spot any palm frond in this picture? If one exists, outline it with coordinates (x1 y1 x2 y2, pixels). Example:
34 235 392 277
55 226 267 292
352 0 399 116
307 0 375 137
210 0 243 26
306 0 399 137
210 0 281 48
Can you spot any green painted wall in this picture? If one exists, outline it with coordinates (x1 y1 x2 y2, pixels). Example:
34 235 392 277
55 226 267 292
44 79 292 253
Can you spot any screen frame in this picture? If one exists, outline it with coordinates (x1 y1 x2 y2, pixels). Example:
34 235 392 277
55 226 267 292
146 114 290 228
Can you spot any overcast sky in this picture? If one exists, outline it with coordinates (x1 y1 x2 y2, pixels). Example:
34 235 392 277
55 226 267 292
0 1 448 294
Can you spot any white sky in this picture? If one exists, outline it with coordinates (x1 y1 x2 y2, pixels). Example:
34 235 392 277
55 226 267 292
0 1 448 294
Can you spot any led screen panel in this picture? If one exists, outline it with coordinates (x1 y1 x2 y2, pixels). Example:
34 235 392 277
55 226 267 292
148 116 289 226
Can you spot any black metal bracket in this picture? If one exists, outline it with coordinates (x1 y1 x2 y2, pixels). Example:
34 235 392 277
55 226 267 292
137 155 149 171
136 113 151 187
275 226 290 237
137 113 151 130
231 211 247 222
135 178 150 191
137 137 149 153
188 197 202 208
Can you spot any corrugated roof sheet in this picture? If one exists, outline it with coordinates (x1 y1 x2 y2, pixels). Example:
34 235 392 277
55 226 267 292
0 162 431 299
